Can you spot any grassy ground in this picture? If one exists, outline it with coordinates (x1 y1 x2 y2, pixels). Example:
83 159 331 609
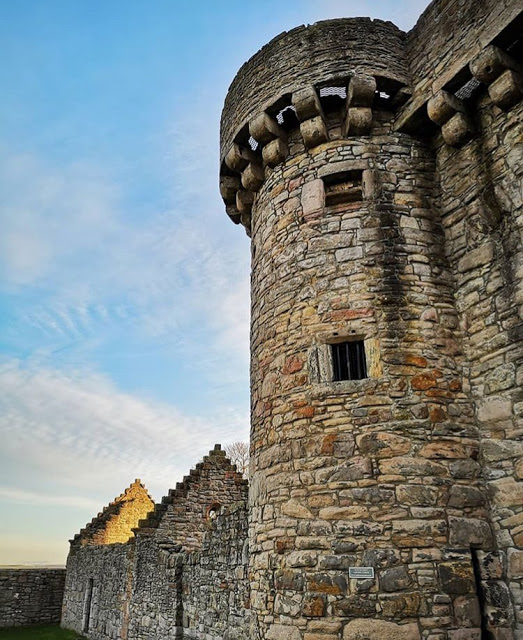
0 626 85 640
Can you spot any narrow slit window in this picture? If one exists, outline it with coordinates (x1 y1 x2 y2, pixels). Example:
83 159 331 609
323 170 363 207
83 578 94 633
331 340 367 381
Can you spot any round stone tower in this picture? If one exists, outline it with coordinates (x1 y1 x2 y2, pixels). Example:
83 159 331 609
220 19 493 640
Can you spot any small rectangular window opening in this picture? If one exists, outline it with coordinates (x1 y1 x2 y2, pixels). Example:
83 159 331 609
331 340 367 381
323 170 363 207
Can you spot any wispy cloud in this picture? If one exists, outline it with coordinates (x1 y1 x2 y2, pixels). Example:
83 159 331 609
0 487 100 511
0 359 249 502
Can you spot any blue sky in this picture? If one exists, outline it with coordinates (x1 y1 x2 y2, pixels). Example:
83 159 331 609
0 0 430 565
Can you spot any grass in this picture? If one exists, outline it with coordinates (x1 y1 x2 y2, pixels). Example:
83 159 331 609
0 626 85 640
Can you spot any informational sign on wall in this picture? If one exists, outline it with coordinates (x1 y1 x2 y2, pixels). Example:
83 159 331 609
348 567 375 580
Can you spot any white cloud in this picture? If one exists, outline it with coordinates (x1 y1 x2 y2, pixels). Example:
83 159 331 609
0 359 249 503
0 487 100 511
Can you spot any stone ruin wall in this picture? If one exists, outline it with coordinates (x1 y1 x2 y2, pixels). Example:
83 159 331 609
61 446 251 640
0 568 66 628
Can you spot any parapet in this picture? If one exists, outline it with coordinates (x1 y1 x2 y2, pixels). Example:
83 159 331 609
219 19 412 231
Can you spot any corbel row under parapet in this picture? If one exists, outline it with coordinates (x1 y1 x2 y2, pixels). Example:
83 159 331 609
396 44 522 148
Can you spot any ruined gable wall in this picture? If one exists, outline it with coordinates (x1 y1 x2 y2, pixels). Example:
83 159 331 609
0 568 65 628
61 544 131 639
151 445 248 552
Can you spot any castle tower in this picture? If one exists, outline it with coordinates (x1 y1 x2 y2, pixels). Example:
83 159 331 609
220 16 522 640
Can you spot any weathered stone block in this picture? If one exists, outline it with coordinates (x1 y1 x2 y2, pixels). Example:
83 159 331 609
449 517 494 548
438 562 475 594
454 595 481 627
292 86 323 121
300 116 329 148
266 624 301 640
301 179 324 218
441 112 474 147
262 138 289 168
356 432 411 458
380 566 411 592
241 162 265 192
343 107 372 136
236 189 254 214
427 90 465 125
343 619 420 639
489 69 523 110
457 241 494 273
508 548 523 579
477 396 512 423
470 45 519 84
347 74 376 107
249 112 286 144
219 175 241 204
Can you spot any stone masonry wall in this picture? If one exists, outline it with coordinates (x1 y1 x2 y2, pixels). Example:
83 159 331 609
246 102 490 639
61 545 131 639
0 568 65 628
181 504 253 639
435 90 523 636
406 0 522 101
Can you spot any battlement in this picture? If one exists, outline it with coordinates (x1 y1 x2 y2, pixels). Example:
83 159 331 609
220 3 522 234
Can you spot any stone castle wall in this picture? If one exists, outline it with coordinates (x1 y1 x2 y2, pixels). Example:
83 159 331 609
219 0 522 637
58 0 523 638
0 568 65 628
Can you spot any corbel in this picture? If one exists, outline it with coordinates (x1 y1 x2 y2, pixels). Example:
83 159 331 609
427 90 474 147
292 86 329 149
470 45 523 111
343 73 376 136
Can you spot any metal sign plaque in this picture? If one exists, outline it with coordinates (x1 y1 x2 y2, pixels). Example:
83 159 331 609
349 567 375 579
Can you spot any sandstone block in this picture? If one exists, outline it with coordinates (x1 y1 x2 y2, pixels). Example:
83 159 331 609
379 591 423 617
356 432 411 458
492 478 523 508
438 562 475 595
281 499 313 519
458 241 494 273
489 70 523 111
477 396 512 423
301 179 325 217
449 517 494 549
334 596 376 617
267 624 301 640
482 439 523 462
380 566 411 592
292 86 323 121
300 116 329 148
507 548 523 579
396 484 438 506
427 90 465 125
347 74 376 107
249 112 286 144
224 142 257 172
241 162 264 192
302 595 325 617
343 107 372 136
441 112 474 147
343 619 420 640
236 189 254 214
470 45 519 84
287 551 317 568
454 595 481 627
448 631 481 640
448 486 484 508
262 138 289 168
319 506 368 520
219 175 241 204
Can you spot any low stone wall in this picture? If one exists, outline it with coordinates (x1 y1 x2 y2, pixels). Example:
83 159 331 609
0 568 66 628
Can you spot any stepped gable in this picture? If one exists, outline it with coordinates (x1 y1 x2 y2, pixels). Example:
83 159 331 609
71 479 155 548
135 444 248 551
